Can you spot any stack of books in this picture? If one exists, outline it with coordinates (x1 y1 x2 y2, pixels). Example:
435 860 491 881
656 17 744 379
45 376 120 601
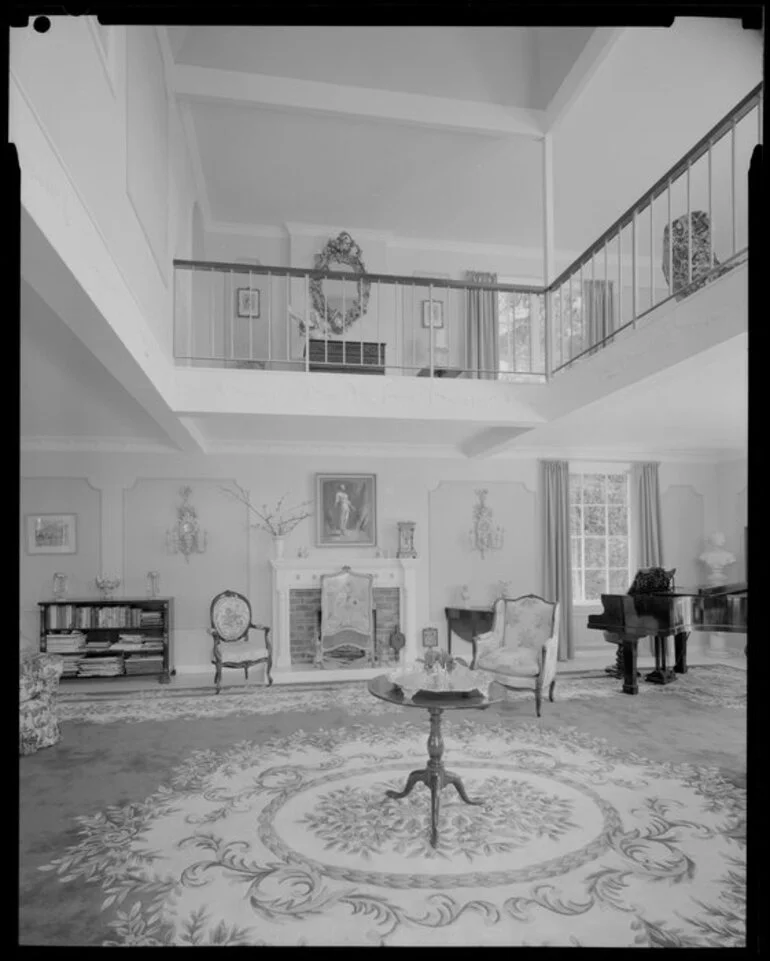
109 633 146 652
140 609 163 628
125 655 164 675
77 656 124 677
45 631 86 654
59 655 83 677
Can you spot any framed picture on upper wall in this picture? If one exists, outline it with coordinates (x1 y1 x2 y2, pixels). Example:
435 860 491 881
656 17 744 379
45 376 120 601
236 287 260 318
421 300 444 328
316 474 376 547
25 514 77 554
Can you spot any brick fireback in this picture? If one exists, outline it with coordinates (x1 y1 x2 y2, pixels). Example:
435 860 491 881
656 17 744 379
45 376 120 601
289 588 401 665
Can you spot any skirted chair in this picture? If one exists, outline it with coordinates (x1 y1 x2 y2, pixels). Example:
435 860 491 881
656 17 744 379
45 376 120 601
470 594 560 717
314 566 377 669
20 652 64 755
209 590 273 694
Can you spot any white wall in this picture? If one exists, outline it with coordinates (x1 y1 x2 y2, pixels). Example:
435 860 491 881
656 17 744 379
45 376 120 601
714 458 748 582
553 18 762 254
21 450 722 670
11 20 200 357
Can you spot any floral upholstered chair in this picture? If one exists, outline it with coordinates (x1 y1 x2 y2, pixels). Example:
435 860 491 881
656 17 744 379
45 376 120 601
19 651 64 755
470 594 560 717
209 591 273 694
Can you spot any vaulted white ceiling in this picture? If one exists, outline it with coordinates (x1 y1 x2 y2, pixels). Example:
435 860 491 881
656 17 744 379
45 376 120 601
171 26 596 246
191 102 545 244
170 27 594 111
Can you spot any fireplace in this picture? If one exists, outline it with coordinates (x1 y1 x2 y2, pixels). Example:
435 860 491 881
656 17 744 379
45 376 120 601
269 558 420 671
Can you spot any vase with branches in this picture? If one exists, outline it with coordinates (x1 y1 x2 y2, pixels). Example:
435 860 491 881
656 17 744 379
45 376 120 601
221 483 313 558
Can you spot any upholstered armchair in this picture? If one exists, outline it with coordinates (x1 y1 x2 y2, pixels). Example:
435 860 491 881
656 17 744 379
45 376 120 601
470 594 560 717
20 652 64 755
209 591 273 694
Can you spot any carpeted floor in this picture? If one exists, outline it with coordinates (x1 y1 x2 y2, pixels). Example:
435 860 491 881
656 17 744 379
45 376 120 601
19 666 746 946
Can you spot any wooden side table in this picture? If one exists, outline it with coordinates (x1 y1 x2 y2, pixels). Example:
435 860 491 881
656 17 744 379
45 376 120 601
444 606 495 654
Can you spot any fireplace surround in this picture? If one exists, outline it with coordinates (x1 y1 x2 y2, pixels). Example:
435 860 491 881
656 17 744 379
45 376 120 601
269 557 420 672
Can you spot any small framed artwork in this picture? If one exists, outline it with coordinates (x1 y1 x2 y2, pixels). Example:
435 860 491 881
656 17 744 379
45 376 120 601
421 300 444 328
236 287 261 318
316 474 376 547
26 514 77 555
422 627 439 648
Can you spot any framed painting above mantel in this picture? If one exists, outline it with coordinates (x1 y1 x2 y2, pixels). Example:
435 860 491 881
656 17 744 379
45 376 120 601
316 474 376 547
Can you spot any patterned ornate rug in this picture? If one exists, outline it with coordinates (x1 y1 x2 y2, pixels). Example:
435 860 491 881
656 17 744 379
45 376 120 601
57 665 745 724
35 719 745 947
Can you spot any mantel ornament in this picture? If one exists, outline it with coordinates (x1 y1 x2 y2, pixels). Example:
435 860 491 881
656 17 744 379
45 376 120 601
166 486 208 563
307 231 371 335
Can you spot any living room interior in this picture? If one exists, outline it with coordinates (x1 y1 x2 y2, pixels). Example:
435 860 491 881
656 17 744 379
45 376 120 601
17 18 754 947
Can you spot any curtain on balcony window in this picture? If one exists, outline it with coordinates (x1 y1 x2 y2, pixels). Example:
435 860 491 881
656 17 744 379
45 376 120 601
583 280 614 354
465 271 499 379
541 459 574 660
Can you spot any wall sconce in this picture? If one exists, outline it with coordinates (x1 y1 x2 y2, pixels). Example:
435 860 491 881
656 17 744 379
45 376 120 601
469 489 504 559
167 486 208 562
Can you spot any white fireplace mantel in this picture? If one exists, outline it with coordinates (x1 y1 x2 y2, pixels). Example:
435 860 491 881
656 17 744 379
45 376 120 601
269 557 421 671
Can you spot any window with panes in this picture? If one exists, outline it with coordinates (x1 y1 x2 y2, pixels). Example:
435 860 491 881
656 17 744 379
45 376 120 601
570 471 632 602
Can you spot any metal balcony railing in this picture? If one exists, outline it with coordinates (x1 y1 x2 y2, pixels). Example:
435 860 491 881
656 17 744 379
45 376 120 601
173 83 761 381
548 82 761 374
173 263 546 379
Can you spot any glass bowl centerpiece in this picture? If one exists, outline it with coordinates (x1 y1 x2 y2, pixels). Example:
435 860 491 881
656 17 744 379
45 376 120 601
387 650 491 699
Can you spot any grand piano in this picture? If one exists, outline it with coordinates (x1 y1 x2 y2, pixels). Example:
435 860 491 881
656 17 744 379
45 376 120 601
587 581 747 694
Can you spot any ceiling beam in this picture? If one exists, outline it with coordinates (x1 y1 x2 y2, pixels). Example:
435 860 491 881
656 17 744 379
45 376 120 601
172 64 547 138
544 27 625 134
459 426 534 459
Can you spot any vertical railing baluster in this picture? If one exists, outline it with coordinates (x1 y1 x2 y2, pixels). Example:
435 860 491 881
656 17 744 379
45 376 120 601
324 276 329 366
342 276 347 368
631 210 638 327
377 279 382 372
759 92 763 145
209 267 215 362
707 142 713 272
228 270 233 362
544 288 551 377
428 283 435 377
187 267 193 364
358 275 364 368
285 274 290 369
412 283 416 374
686 161 692 289
249 270 255 363
578 262 584 354
304 274 310 373
591 254 596 349
731 118 737 256
266 272 272 367
666 183 672 298
617 225 622 331
603 241 609 340
567 273 573 363
649 202 654 308
445 284 452 374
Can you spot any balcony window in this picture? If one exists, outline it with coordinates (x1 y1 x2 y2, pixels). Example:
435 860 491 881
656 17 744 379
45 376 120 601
570 471 632 603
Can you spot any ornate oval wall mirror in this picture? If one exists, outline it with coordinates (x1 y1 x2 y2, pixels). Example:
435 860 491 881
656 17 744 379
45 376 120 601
309 232 371 334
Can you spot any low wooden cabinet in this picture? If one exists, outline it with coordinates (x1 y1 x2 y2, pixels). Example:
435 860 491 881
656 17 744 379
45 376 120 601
39 598 173 683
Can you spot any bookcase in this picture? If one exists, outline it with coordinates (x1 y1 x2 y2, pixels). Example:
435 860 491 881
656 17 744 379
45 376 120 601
38 598 173 684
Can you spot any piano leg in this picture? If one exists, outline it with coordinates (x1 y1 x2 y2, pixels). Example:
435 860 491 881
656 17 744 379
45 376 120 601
674 631 689 674
645 634 677 685
620 637 639 695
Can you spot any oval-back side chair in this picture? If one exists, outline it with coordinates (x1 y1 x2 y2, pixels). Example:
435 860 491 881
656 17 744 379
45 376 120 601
209 590 273 694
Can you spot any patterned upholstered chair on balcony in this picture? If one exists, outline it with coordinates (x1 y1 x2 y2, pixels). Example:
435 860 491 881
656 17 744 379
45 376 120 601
19 651 64 755
209 590 273 694
470 594 560 717
314 566 377 669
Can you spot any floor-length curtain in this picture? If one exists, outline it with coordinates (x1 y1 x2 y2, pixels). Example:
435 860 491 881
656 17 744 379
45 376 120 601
465 271 499 379
584 279 615 354
541 459 574 660
631 462 664 569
